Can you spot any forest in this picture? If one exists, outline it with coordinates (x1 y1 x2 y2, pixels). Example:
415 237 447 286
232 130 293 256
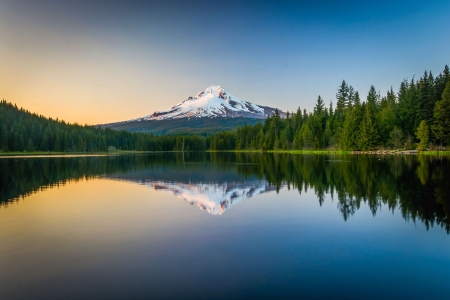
0 100 207 152
0 65 449 153
210 65 450 151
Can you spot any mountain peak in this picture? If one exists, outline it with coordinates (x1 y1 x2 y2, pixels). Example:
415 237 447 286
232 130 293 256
130 86 285 121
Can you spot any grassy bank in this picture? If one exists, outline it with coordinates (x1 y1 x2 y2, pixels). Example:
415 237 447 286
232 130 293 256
209 149 450 155
0 149 160 157
2 149 450 157
419 150 450 155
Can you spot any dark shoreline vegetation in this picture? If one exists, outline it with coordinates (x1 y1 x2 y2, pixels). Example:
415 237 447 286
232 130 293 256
1 153 449 233
0 65 449 154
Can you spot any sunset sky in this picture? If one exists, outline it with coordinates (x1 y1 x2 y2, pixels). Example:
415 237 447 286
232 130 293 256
1 0 449 124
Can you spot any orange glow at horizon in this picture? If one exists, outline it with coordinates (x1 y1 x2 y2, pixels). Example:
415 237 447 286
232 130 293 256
0 8 203 125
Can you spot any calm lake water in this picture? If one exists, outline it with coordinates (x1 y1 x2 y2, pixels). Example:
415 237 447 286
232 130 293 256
1 153 449 299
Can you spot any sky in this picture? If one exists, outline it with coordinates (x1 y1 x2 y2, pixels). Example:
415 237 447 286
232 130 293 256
1 0 449 124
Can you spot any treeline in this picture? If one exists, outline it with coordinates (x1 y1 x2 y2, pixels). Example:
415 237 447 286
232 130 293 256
1 65 449 153
211 65 450 151
0 100 207 152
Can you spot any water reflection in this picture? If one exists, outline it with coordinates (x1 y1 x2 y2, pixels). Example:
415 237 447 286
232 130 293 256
145 181 274 215
1 153 449 232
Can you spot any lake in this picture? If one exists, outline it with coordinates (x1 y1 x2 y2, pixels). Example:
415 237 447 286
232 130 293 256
1 153 449 299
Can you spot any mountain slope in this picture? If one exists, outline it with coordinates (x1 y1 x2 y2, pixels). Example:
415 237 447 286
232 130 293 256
100 86 284 134
101 117 262 135
131 85 284 121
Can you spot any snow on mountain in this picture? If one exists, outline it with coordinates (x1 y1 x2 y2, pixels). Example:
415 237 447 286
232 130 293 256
131 86 284 121
147 180 276 215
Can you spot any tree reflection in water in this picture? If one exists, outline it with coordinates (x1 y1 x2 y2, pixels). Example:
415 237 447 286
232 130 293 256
1 152 449 232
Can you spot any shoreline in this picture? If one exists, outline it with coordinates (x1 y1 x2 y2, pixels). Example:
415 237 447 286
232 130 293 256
1 149 449 158
0 150 166 158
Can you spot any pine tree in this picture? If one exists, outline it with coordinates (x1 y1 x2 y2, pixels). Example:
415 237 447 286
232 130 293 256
339 110 356 150
301 124 314 149
322 119 333 149
366 85 379 112
13 131 21 151
314 96 325 116
0 124 7 151
416 120 429 151
389 127 403 149
348 85 357 109
280 126 291 149
357 104 379 150
336 80 349 115
340 102 363 151
40 129 50 151
432 81 450 146
354 91 361 106
26 138 34 152
293 107 302 132
378 87 396 146
418 71 436 128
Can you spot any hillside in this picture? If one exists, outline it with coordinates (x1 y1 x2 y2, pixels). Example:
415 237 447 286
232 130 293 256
101 117 262 135
100 85 282 134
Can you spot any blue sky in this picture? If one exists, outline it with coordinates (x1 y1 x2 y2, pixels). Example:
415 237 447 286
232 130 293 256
0 0 449 123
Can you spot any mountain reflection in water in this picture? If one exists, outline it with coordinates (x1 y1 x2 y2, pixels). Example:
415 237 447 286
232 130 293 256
1 152 449 232
146 180 274 215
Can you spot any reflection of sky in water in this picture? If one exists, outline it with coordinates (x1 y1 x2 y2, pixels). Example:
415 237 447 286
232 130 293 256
147 180 275 215
1 154 450 299
1 176 450 299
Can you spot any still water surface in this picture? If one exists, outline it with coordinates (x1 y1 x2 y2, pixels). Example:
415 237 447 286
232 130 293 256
1 153 449 299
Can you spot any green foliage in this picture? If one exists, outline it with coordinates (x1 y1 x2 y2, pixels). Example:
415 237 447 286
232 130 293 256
26 138 34 152
357 104 379 150
302 124 314 149
2 65 450 154
206 65 450 152
432 81 450 146
416 120 429 151
0 100 209 153
389 127 403 149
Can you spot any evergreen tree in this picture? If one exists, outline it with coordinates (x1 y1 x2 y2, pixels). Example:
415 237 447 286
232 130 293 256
432 81 450 146
301 124 314 149
26 138 34 152
418 71 436 127
0 124 7 150
389 127 403 149
339 101 363 151
416 120 429 151
366 85 379 112
357 104 379 150
354 91 361 106
378 87 396 146
347 85 355 109
314 96 325 116
322 119 333 149
336 80 349 115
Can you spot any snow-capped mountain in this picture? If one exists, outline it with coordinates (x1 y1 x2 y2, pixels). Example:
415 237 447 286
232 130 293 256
130 85 285 121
